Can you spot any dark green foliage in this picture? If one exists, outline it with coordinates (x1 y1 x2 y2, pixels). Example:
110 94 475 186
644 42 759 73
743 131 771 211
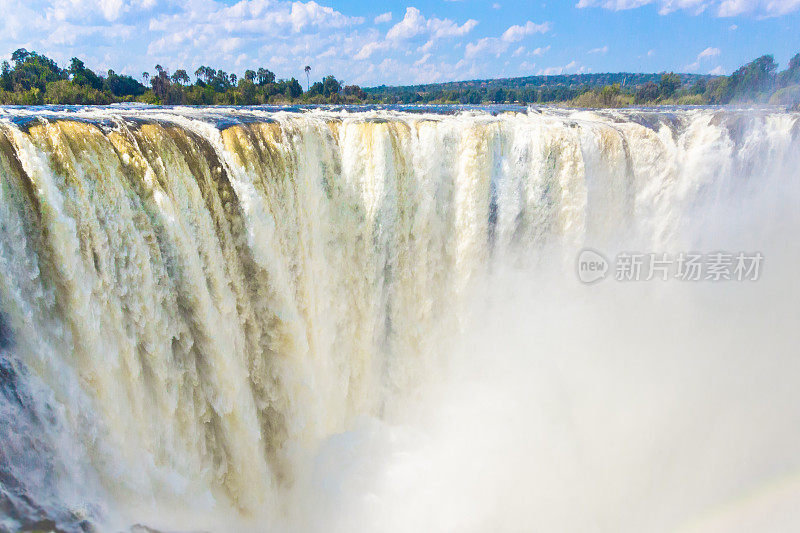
635 81 660 103
344 85 367 99
658 72 681 98
69 58 103 90
723 55 778 102
6 49 66 92
321 75 341 97
150 66 184 104
781 54 800 86
307 81 323 96
286 78 303 99
705 55 779 104
171 69 190 85
104 70 146 97
256 68 275 86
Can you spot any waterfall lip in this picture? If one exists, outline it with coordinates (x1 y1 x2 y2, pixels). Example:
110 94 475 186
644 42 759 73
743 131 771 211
0 105 794 130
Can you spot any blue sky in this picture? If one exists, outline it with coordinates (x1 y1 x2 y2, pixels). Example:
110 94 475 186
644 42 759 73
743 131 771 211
1 0 798 86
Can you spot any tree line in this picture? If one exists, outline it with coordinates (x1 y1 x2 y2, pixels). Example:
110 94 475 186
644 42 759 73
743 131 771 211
0 48 798 108
368 54 800 107
0 49 366 105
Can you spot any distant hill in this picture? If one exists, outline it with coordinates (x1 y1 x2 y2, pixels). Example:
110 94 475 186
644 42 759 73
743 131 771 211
364 72 715 96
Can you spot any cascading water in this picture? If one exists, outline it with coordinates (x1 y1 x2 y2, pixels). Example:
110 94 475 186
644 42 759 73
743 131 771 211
0 106 798 532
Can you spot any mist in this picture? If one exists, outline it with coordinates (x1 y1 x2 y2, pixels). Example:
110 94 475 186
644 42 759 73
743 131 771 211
283 113 800 533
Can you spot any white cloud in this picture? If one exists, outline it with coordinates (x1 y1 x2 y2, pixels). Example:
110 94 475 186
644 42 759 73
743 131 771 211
684 47 721 70
538 60 586 75
287 1 364 32
418 40 435 53
386 7 477 41
709 65 726 74
576 0 800 16
414 53 431 66
717 0 800 16
697 46 721 59
501 21 551 42
219 37 243 53
374 11 392 24
588 45 609 54
465 21 551 59
354 40 389 60
465 37 500 58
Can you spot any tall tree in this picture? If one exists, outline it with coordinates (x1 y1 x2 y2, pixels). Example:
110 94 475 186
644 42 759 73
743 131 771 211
257 67 275 86
304 65 311 91
172 69 189 85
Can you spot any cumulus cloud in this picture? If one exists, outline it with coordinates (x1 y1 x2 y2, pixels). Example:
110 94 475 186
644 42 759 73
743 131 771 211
465 20 550 58
576 0 800 16
386 7 478 41
287 1 363 32
0 0 499 86
501 21 551 42
354 39 390 60
374 11 392 24
588 45 609 54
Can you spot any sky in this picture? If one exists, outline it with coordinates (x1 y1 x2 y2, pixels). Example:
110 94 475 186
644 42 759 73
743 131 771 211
1 0 799 86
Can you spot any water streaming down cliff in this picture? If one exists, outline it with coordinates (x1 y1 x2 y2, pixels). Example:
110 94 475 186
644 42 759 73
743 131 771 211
0 107 798 532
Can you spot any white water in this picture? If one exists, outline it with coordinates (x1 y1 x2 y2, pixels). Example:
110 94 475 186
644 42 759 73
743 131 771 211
0 107 798 532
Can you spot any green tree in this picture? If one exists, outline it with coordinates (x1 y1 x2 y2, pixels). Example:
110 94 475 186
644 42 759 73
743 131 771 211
287 77 303 99
322 75 341 97
11 49 31 65
238 78 257 104
599 83 622 106
257 67 275 86
778 53 800 87
104 70 146 97
0 61 12 91
658 72 681 99
634 81 659 103
171 69 190 85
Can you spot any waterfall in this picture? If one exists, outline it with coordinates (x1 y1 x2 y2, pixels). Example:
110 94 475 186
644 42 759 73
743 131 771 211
0 107 798 532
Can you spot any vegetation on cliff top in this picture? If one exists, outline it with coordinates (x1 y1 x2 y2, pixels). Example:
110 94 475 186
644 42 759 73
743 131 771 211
0 48 798 108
